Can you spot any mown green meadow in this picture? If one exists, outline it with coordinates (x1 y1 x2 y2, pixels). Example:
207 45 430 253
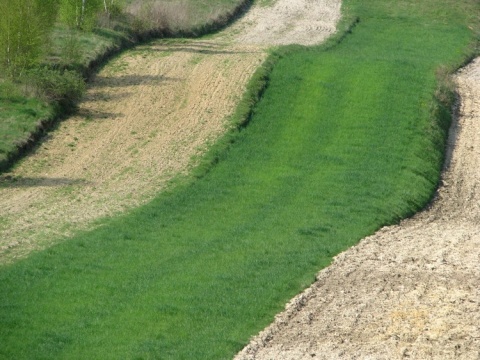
1 0 479 359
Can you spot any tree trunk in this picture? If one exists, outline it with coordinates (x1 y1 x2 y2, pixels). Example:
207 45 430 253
81 0 86 27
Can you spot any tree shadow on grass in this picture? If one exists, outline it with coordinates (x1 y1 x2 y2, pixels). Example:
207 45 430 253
83 90 132 102
149 42 260 55
0 176 90 188
76 108 122 121
92 74 182 88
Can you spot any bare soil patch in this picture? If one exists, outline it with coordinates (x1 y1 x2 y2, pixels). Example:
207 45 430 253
227 0 341 46
235 59 480 359
0 0 340 263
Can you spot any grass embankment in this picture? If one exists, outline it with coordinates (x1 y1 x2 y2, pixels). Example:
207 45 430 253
1 0 479 358
0 0 248 173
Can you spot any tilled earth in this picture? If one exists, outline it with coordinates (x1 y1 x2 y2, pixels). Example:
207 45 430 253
235 59 480 360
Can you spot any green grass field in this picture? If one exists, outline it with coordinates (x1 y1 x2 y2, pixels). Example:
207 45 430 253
1 0 479 358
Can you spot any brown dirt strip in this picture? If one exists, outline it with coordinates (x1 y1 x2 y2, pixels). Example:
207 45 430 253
0 0 341 263
234 59 480 359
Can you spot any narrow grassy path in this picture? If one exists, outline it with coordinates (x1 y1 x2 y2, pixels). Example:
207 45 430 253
1 0 479 359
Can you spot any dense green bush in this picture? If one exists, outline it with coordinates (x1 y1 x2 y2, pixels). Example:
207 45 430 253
25 67 85 109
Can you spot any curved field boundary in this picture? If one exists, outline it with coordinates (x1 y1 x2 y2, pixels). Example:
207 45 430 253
234 2 480 358
235 57 480 360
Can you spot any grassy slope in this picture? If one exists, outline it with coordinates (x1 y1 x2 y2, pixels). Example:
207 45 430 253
1 0 479 359
0 95 52 164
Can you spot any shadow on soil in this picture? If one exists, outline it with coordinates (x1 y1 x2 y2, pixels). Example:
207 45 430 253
92 74 182 88
0 176 90 188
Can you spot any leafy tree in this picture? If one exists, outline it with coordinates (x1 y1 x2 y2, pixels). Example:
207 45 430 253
59 0 103 31
0 0 59 78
